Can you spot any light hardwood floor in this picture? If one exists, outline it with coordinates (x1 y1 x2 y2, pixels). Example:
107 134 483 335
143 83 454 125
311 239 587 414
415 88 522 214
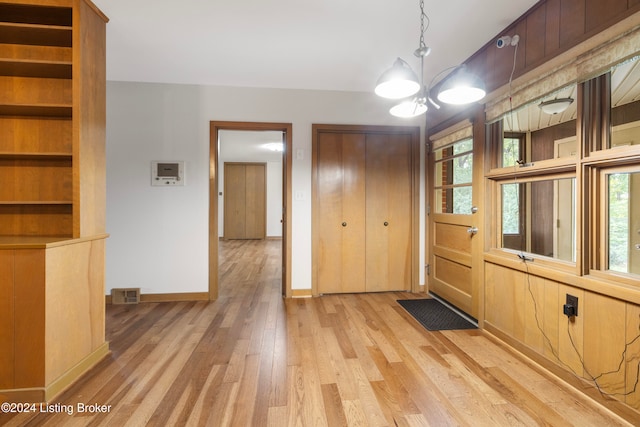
0 239 633 426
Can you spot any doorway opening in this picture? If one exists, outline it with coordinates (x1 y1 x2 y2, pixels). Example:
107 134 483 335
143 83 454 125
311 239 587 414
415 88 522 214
209 121 292 299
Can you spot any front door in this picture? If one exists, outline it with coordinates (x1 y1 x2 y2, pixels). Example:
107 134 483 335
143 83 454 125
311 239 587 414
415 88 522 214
428 128 482 318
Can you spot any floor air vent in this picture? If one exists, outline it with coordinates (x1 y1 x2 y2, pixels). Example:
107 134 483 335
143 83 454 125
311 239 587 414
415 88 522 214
111 288 140 304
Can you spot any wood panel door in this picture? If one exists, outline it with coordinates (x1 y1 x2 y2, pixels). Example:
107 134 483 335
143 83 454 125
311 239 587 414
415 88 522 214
365 133 413 292
316 132 366 293
224 163 266 240
428 123 482 319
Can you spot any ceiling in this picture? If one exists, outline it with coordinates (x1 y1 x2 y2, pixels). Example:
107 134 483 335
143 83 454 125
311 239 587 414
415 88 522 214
92 0 539 93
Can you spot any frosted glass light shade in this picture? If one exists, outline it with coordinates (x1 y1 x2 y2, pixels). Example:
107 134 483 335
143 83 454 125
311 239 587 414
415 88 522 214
538 98 574 115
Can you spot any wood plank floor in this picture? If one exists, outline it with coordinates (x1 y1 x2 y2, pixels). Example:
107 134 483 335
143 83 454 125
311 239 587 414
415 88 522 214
1 239 634 426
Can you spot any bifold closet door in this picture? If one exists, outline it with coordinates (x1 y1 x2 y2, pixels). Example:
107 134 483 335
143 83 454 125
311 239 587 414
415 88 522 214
365 133 412 292
224 163 266 239
316 132 366 293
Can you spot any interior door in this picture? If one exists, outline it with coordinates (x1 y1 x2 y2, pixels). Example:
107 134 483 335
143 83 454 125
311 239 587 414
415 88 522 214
223 162 266 239
365 133 412 292
316 132 366 294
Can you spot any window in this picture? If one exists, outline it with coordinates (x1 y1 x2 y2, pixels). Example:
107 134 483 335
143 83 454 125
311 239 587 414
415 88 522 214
434 138 473 214
604 170 640 275
502 135 523 167
499 178 576 261
489 84 578 262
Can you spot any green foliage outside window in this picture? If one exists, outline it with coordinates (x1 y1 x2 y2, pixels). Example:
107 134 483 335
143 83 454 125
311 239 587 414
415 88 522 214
608 173 629 272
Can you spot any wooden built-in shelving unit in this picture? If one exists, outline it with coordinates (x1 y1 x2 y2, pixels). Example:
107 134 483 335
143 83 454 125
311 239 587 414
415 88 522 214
0 0 109 403
0 2 73 238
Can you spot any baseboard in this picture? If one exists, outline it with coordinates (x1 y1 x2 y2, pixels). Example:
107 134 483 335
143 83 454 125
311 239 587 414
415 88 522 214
106 292 209 304
219 236 283 241
0 342 110 403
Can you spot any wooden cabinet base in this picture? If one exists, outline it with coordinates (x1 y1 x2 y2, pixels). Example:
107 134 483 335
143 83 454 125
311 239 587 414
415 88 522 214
0 235 109 403
0 342 109 403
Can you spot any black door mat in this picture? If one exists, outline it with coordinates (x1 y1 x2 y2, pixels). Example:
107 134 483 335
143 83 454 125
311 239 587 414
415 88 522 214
397 298 478 331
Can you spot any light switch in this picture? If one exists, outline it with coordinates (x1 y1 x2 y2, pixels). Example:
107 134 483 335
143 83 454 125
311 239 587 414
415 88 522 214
295 191 305 201
296 149 304 160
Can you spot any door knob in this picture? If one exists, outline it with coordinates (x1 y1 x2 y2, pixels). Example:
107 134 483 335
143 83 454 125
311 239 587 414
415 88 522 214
342 222 347 227
383 221 389 226
467 226 478 235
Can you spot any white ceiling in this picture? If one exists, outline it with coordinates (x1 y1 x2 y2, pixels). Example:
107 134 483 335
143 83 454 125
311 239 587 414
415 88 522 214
93 0 539 93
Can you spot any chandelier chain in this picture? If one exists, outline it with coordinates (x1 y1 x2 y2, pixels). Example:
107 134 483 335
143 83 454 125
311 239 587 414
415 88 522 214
419 0 430 49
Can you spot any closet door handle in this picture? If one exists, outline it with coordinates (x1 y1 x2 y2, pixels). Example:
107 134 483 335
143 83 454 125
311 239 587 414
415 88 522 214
342 222 347 227
383 221 389 226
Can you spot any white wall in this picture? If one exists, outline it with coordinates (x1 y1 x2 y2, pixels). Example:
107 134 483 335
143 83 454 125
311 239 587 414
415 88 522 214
106 81 425 294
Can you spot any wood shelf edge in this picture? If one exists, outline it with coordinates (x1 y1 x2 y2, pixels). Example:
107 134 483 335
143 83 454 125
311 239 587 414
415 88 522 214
0 233 108 249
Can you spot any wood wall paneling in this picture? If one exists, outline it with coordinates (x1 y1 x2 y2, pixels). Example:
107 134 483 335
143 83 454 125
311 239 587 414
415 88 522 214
586 0 629 33
545 0 561 55
583 292 627 395
525 4 547 67
485 261 640 407
625 302 640 407
559 0 586 49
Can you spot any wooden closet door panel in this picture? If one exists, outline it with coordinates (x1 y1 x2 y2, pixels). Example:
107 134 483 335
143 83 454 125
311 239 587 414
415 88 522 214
317 132 366 293
224 164 246 239
365 133 412 292
244 164 266 239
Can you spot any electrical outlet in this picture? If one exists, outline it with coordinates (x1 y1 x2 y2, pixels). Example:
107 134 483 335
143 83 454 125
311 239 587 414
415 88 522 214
563 294 578 317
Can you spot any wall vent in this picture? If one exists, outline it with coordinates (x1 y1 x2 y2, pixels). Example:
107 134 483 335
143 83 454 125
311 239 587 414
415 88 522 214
111 288 140 304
